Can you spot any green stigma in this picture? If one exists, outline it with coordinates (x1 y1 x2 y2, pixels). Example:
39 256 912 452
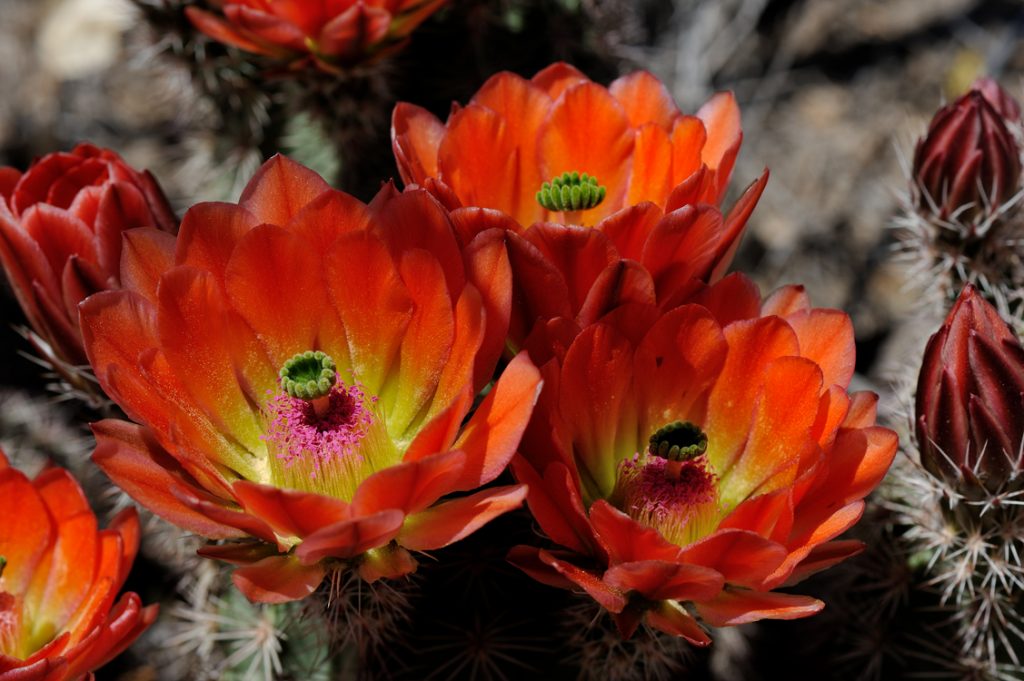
0 555 5 579
280 351 337 400
536 171 607 212
648 421 708 462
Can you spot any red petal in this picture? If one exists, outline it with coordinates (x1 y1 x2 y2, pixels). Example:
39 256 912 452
318 4 391 57
392 103 445 185
510 457 599 556
295 509 405 562
232 555 327 604
398 484 527 551
537 549 627 613
507 545 576 590
358 544 418 582
696 589 823 627
186 6 280 55
119 227 175 304
604 560 724 602
588 500 681 564
678 529 787 587
709 169 769 281
647 600 712 645
696 92 742 196
784 539 864 586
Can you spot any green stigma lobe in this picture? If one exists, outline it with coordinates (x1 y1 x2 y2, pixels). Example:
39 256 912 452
280 351 337 400
648 421 708 462
536 171 607 212
0 555 5 579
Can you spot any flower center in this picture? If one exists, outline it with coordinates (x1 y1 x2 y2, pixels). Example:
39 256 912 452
536 171 607 212
612 422 719 546
264 351 375 487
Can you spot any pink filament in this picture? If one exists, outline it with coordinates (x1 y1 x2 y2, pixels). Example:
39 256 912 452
263 377 374 477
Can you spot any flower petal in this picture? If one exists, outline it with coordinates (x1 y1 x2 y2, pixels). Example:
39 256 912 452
232 555 327 604
696 589 823 627
295 510 405 562
398 484 527 551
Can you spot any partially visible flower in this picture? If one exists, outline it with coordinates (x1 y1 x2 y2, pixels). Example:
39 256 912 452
186 0 447 72
81 155 541 603
912 78 1022 228
392 62 763 229
510 280 897 643
0 143 176 379
916 284 1024 492
0 447 157 678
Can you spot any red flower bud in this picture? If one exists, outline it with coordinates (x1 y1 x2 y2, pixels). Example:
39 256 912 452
916 285 1024 491
912 79 1022 226
0 143 176 368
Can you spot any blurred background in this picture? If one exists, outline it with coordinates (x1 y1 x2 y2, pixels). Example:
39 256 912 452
1 0 1023 679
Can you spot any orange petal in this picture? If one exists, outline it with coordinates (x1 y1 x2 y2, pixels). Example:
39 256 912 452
537 549 627 614
318 3 390 57
185 6 280 55
451 351 541 489
678 529 787 588
786 309 856 389
843 391 879 428
392 102 445 186
540 82 634 222
462 230 513 388
696 92 742 194
720 356 823 505
588 500 681 564
578 260 656 327
91 419 244 539
295 510 405 562
640 204 724 299
352 450 466 516
437 104 521 221
557 325 638 498
471 72 553 226
784 539 864 586
704 317 800 476
238 155 331 227
687 272 762 325
696 589 822 627
669 116 707 187
647 600 711 645
531 62 589 100
597 202 663 262
120 227 175 304
232 481 351 539
709 169 769 281
399 484 527 551
156 267 269 452
358 544 417 582
626 124 673 207
510 458 600 557
174 201 257 289
633 304 727 433
0 467 53 594
804 426 898 510
604 560 723 603
224 224 327 369
609 71 680 130
232 555 327 604
325 230 412 399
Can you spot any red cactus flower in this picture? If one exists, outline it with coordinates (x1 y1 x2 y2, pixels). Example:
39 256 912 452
392 62 764 229
0 143 176 378
0 448 157 679
916 284 1024 491
509 279 897 643
912 78 1022 226
80 155 541 603
186 0 447 72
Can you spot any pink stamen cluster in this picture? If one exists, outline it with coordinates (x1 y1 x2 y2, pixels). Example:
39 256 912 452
619 454 717 526
263 376 375 476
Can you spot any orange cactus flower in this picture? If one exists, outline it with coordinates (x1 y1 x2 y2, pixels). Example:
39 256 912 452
0 448 157 679
509 278 897 643
392 62 765 229
80 155 541 603
0 143 176 382
186 0 448 72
